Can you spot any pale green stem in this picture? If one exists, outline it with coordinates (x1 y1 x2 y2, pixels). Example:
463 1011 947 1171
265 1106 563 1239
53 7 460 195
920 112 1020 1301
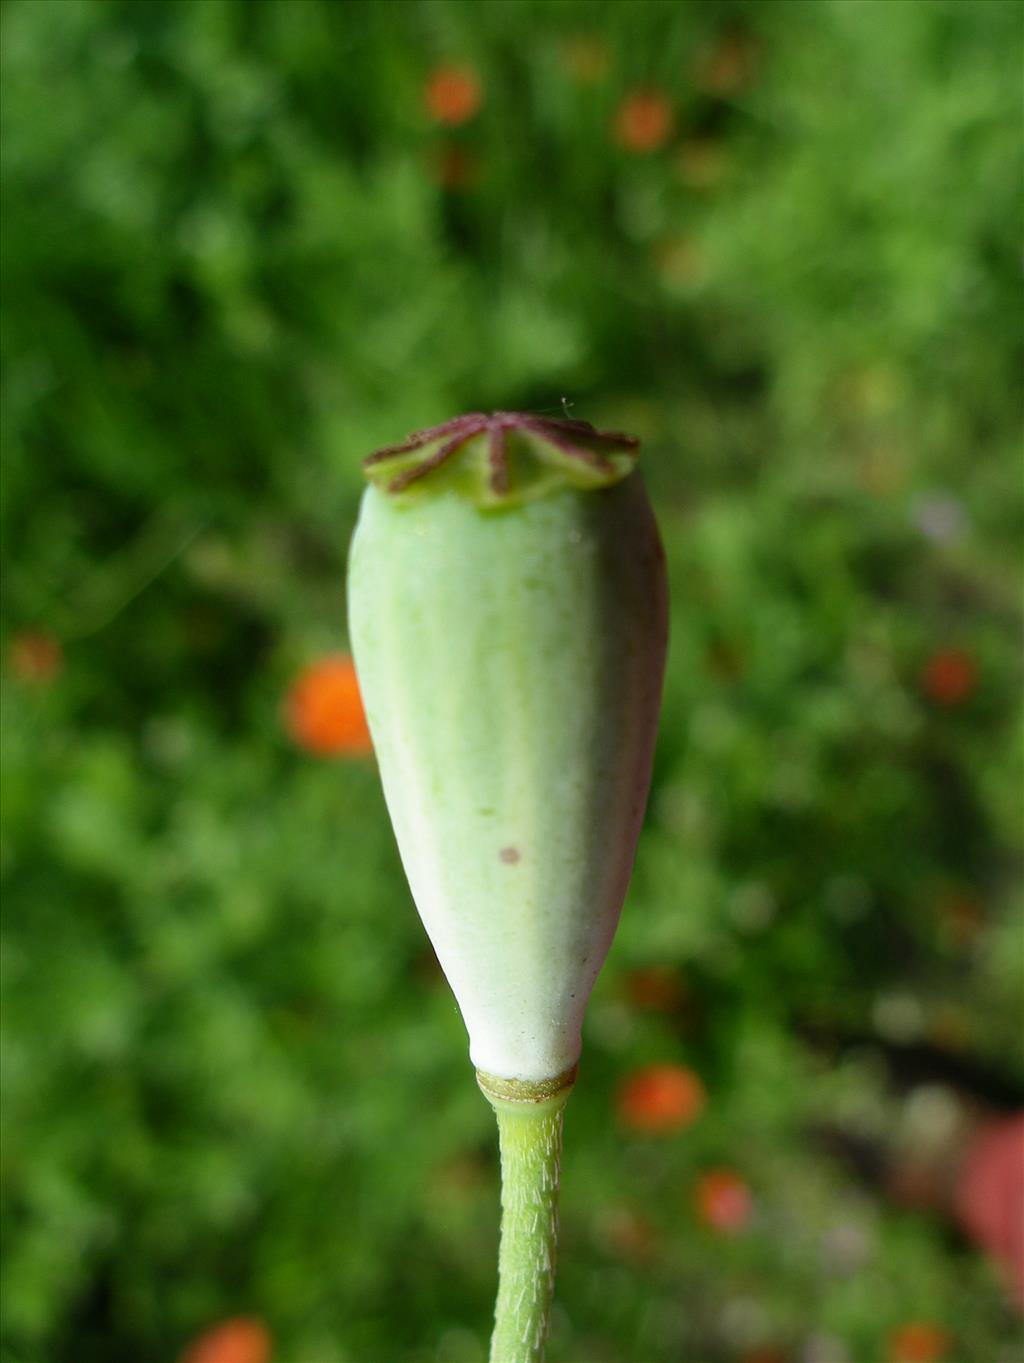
477 1070 576 1363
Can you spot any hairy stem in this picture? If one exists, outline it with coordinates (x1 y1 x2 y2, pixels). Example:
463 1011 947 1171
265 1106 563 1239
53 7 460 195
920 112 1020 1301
478 1070 576 1363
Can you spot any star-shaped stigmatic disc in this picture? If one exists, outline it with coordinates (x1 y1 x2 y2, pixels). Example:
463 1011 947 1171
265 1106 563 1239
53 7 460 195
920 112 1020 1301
362 411 640 510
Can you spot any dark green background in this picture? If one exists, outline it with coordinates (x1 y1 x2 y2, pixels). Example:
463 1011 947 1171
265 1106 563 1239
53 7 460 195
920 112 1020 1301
2 2 1021 1361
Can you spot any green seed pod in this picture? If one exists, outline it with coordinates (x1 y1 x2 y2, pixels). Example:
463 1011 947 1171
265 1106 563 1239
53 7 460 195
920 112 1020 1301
348 412 667 1085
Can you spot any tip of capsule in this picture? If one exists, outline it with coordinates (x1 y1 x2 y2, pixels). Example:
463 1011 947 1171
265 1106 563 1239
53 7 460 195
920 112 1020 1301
362 411 639 509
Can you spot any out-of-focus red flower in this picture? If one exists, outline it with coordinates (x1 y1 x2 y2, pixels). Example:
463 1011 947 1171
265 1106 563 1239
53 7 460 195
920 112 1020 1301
623 964 685 1012
10 630 63 684
695 27 760 95
597 1204 658 1263
617 1064 705 1134
285 654 373 758
694 1168 752 1232
955 1114 1024 1310
424 65 482 126
919 648 977 706
428 143 480 190
741 1349 787 1363
561 35 610 84
179 1317 271 1363
886 1321 950 1363
937 889 985 948
613 91 674 153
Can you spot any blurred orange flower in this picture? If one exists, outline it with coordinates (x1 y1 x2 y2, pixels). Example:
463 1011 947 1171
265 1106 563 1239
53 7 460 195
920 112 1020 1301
623 964 685 1012
919 648 977 706
10 629 63 684
285 654 373 757
937 889 985 948
597 1204 658 1263
694 1168 752 1232
424 65 482 126
179 1317 271 1363
617 1063 705 1134
887 1321 950 1363
695 27 760 95
613 91 674 153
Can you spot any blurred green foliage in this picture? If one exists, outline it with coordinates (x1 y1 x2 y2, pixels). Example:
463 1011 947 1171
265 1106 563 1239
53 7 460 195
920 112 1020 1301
1 2 1021 1361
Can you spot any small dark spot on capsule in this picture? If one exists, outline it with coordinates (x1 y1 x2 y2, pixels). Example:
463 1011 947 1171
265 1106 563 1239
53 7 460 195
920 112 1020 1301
499 846 521 865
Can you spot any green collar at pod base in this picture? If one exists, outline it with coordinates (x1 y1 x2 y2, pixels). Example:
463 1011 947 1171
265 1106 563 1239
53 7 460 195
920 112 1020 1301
362 411 639 510
477 1065 579 1111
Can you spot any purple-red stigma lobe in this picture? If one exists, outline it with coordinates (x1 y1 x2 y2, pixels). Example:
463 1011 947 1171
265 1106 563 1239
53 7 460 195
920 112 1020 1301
362 411 639 498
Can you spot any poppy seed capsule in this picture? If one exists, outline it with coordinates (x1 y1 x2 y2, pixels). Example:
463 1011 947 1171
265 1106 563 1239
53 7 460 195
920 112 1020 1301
348 412 668 1084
